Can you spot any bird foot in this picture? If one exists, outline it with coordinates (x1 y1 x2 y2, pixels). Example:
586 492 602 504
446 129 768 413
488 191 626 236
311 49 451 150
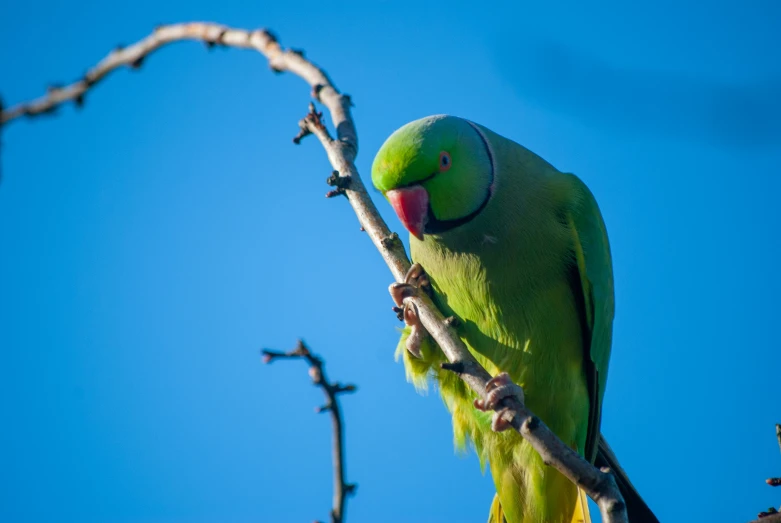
388 263 432 358
389 263 432 309
404 263 431 295
474 372 525 432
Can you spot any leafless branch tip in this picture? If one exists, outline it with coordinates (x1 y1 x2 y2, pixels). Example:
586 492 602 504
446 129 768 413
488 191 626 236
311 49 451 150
262 341 355 523
749 423 781 522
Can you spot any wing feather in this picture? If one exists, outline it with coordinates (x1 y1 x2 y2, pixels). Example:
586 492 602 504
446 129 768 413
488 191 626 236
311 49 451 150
563 173 614 463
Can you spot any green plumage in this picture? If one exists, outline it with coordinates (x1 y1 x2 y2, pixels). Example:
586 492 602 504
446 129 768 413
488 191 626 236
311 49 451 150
372 116 614 523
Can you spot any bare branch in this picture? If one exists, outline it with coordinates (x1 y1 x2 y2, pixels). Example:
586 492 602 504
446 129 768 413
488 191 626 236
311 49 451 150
1 21 629 522
262 341 356 523
0 22 353 133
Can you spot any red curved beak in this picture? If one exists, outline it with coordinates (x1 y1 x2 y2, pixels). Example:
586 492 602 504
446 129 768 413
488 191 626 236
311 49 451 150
386 186 429 241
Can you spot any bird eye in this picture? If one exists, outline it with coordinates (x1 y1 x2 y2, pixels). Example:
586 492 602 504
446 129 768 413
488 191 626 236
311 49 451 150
439 151 452 172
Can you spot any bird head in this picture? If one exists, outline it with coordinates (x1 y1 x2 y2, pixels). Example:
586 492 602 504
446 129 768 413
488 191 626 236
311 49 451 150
371 115 494 240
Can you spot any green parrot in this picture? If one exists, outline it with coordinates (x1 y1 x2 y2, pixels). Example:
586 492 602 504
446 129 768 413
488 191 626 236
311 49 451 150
371 115 656 523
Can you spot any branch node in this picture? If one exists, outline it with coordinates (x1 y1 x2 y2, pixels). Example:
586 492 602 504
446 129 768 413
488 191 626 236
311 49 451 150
325 188 346 199
305 103 326 129
311 83 324 100
292 126 312 144
293 104 326 144
129 56 145 70
333 383 357 394
315 404 331 414
606 498 627 517
308 366 323 384
293 339 311 356
523 415 540 432
326 171 352 189
83 72 97 88
343 94 354 107
440 361 465 374
344 483 357 495
443 315 461 328
380 232 400 249
263 29 279 44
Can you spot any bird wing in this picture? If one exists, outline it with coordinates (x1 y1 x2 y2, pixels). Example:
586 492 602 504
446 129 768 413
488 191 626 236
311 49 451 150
563 173 615 463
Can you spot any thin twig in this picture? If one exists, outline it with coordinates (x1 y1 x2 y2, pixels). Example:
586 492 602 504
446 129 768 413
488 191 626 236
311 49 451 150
0 22 628 522
0 23 350 130
750 424 781 522
262 341 356 523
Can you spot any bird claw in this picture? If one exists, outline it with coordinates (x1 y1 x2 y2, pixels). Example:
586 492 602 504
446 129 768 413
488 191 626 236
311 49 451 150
389 282 417 308
474 373 524 411
405 263 432 296
388 263 432 307
392 305 404 321
489 409 513 432
473 372 524 432
388 263 433 358
404 306 425 358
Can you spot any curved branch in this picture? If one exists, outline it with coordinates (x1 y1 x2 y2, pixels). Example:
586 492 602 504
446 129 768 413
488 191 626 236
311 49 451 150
262 341 356 523
1 22 627 523
0 23 352 135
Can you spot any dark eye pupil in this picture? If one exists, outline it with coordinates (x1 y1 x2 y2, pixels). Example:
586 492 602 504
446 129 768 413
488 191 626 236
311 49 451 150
442 155 449 165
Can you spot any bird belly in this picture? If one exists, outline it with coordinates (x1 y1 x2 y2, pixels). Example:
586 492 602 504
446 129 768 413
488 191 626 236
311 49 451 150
420 250 590 523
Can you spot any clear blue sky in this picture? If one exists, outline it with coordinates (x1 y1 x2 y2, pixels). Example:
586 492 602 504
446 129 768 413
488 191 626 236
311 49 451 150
1 1 780 522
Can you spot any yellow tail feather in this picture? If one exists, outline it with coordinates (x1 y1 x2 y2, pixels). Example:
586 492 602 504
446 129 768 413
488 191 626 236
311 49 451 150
488 488 591 523
488 494 504 523
571 487 592 523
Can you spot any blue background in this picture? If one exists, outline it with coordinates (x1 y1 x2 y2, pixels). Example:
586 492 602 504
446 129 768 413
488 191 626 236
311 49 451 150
1 1 780 522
